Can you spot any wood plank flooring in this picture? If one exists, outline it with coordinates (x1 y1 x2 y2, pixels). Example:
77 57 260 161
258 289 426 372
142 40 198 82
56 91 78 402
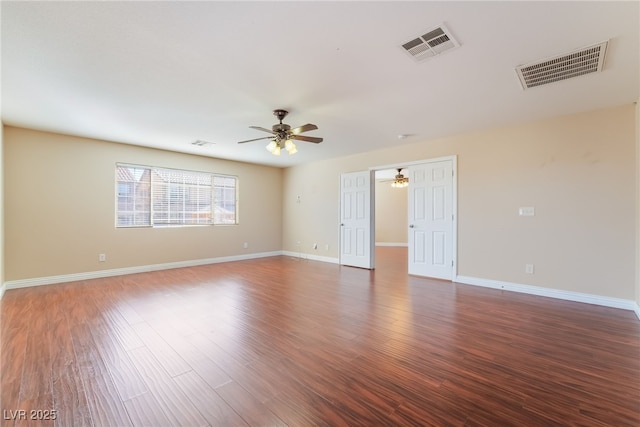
1 247 639 426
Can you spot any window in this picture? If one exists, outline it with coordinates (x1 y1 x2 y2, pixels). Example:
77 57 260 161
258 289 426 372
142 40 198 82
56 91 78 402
115 164 238 227
213 175 237 225
116 166 151 227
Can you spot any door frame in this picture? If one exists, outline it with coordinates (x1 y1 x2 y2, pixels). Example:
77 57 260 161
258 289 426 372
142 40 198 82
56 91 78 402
369 155 458 277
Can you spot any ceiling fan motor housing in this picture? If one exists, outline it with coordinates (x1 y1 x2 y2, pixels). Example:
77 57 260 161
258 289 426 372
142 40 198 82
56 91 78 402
272 110 291 140
272 123 291 132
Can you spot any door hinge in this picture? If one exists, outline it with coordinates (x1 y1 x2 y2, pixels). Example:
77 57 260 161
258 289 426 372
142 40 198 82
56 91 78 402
451 260 454 267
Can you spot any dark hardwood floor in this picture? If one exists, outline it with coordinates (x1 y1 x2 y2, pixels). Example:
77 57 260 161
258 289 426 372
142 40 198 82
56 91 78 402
1 247 639 426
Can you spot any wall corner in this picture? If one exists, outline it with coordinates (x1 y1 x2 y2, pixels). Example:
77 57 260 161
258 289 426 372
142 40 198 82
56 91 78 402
636 99 640 313
0 122 4 300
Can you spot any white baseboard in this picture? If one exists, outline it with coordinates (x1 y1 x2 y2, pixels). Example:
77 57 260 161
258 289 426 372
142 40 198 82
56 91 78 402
375 242 408 247
2 255 639 322
455 275 639 315
3 251 283 291
282 251 339 264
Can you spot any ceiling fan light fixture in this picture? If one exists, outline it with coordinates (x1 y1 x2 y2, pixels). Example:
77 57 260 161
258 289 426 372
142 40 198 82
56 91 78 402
391 179 408 188
266 140 278 153
391 168 409 188
285 139 297 154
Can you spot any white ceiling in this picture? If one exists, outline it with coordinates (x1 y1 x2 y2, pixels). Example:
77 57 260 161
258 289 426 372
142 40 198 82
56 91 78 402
2 1 638 168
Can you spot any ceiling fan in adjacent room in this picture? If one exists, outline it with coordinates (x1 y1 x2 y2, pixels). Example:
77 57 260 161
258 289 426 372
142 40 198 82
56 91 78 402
237 109 323 155
382 168 409 188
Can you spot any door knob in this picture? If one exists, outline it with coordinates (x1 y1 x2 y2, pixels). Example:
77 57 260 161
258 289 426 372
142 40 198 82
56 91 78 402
409 224 415 228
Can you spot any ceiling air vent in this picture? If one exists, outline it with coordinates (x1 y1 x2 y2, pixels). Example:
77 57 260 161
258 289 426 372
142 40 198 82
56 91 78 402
515 40 608 90
401 24 460 62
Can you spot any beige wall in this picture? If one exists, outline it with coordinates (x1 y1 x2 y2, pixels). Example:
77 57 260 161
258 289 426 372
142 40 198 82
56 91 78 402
283 105 636 300
3 127 283 281
375 180 407 245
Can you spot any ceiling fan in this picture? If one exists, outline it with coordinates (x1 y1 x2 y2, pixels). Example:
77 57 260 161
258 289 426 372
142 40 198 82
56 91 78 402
237 109 323 155
380 168 409 188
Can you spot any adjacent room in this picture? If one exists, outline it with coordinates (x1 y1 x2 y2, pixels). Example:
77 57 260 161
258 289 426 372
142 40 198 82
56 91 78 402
1 1 639 426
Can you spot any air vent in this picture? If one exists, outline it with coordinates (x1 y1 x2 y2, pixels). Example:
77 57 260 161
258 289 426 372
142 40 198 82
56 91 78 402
192 140 215 147
515 40 608 90
401 24 460 62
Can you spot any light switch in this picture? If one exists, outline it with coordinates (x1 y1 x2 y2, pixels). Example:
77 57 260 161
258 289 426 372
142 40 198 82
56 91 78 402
519 207 535 216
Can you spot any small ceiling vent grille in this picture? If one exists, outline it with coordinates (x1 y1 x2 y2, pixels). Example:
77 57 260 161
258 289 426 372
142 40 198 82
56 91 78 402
515 40 608 90
401 24 460 62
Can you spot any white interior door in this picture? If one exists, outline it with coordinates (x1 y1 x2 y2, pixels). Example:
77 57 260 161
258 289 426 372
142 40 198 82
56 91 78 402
408 160 454 279
340 171 374 269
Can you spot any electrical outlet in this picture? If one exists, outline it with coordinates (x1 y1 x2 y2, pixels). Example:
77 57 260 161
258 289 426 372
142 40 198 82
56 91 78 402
525 264 534 274
519 207 535 216
325 244 329 251
99 253 106 262
243 242 249 249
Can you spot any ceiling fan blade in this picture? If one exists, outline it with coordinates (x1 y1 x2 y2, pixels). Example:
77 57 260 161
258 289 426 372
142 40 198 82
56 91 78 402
237 136 274 144
249 126 276 135
290 123 318 135
293 135 323 143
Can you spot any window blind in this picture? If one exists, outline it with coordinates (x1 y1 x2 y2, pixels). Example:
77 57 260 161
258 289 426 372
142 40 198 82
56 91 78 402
213 175 238 225
152 168 212 226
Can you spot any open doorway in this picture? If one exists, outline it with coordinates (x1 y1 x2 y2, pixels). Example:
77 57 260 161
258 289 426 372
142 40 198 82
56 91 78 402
340 156 456 278
374 168 409 270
